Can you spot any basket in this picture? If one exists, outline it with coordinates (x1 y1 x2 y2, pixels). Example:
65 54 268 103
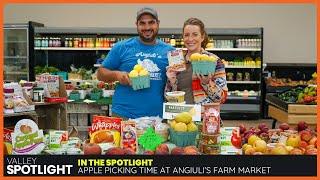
130 75 150 90
168 128 198 147
69 93 80 101
90 92 102 100
191 61 216 75
55 71 68 80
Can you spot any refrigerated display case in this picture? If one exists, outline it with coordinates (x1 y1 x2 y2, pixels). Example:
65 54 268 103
4 22 43 82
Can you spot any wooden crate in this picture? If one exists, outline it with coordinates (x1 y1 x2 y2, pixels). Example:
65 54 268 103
287 104 316 114
268 105 317 125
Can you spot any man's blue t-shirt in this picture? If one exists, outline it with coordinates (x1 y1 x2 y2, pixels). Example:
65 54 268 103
102 37 174 119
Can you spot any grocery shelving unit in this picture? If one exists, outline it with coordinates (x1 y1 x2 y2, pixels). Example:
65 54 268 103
34 27 263 119
4 22 44 82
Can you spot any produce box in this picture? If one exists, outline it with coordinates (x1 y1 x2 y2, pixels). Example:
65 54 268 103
268 105 316 125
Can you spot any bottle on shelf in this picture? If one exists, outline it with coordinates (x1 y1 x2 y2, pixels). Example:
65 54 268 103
73 38 79 47
170 35 176 47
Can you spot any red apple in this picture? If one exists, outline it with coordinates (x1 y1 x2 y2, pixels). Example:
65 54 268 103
309 137 317 146
123 148 136 155
306 145 315 150
105 147 125 155
259 132 269 142
143 150 155 155
300 130 312 142
289 148 303 155
239 124 246 134
258 123 267 130
171 147 184 155
155 144 169 155
279 123 290 131
83 143 102 155
299 140 309 149
305 148 317 155
297 121 308 132
183 146 198 155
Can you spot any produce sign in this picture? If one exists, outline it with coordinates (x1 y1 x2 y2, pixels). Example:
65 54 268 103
163 103 201 121
11 119 45 154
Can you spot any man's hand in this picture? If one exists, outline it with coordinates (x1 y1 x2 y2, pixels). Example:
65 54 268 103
116 71 131 85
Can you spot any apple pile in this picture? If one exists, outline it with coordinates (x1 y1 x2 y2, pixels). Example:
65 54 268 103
143 144 199 155
239 123 269 144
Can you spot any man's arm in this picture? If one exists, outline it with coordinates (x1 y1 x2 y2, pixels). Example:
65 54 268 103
97 67 131 85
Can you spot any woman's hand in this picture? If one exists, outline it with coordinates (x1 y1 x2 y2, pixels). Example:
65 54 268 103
196 74 212 85
166 66 179 83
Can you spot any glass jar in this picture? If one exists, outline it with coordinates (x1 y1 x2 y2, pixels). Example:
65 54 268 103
32 87 44 102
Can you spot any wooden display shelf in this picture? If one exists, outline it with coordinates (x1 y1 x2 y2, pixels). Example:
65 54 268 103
268 105 317 128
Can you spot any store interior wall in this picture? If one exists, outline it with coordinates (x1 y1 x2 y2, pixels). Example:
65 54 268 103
4 4 316 64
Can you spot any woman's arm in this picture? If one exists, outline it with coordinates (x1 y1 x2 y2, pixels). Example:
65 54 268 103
199 59 228 103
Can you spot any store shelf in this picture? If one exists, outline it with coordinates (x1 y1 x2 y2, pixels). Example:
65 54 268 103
4 56 28 59
228 96 259 100
34 47 112 50
227 81 260 84
5 72 28 75
64 79 100 83
5 41 27 43
206 48 261 51
176 48 261 51
225 65 260 69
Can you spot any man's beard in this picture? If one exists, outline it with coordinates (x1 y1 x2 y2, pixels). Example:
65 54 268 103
138 29 158 43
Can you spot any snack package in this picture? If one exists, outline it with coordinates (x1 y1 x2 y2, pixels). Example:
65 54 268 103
121 121 138 153
48 130 69 149
167 49 186 71
36 74 60 98
202 108 220 135
88 116 121 147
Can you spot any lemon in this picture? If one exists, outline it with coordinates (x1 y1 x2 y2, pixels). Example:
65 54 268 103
129 70 139 78
190 53 201 61
139 69 149 76
133 64 143 72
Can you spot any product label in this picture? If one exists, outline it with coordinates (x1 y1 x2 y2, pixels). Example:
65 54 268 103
163 103 201 121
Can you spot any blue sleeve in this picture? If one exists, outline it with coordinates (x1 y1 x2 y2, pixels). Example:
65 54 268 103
102 42 122 70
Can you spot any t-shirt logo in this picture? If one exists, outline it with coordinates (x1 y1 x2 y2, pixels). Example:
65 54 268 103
137 59 161 80
137 59 160 72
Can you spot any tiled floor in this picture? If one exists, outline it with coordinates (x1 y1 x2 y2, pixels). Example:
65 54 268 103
223 119 274 128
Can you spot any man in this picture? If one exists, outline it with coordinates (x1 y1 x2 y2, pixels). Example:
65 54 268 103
97 7 174 119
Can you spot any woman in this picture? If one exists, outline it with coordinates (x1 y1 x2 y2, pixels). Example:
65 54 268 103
165 17 228 106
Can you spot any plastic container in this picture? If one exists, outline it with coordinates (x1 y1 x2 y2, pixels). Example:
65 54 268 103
169 128 198 147
199 141 220 155
200 133 220 145
69 93 80 101
90 92 102 100
191 61 216 75
32 87 44 102
130 75 150 90
165 91 185 103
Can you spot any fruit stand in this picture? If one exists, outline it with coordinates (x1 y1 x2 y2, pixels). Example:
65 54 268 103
266 85 317 128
